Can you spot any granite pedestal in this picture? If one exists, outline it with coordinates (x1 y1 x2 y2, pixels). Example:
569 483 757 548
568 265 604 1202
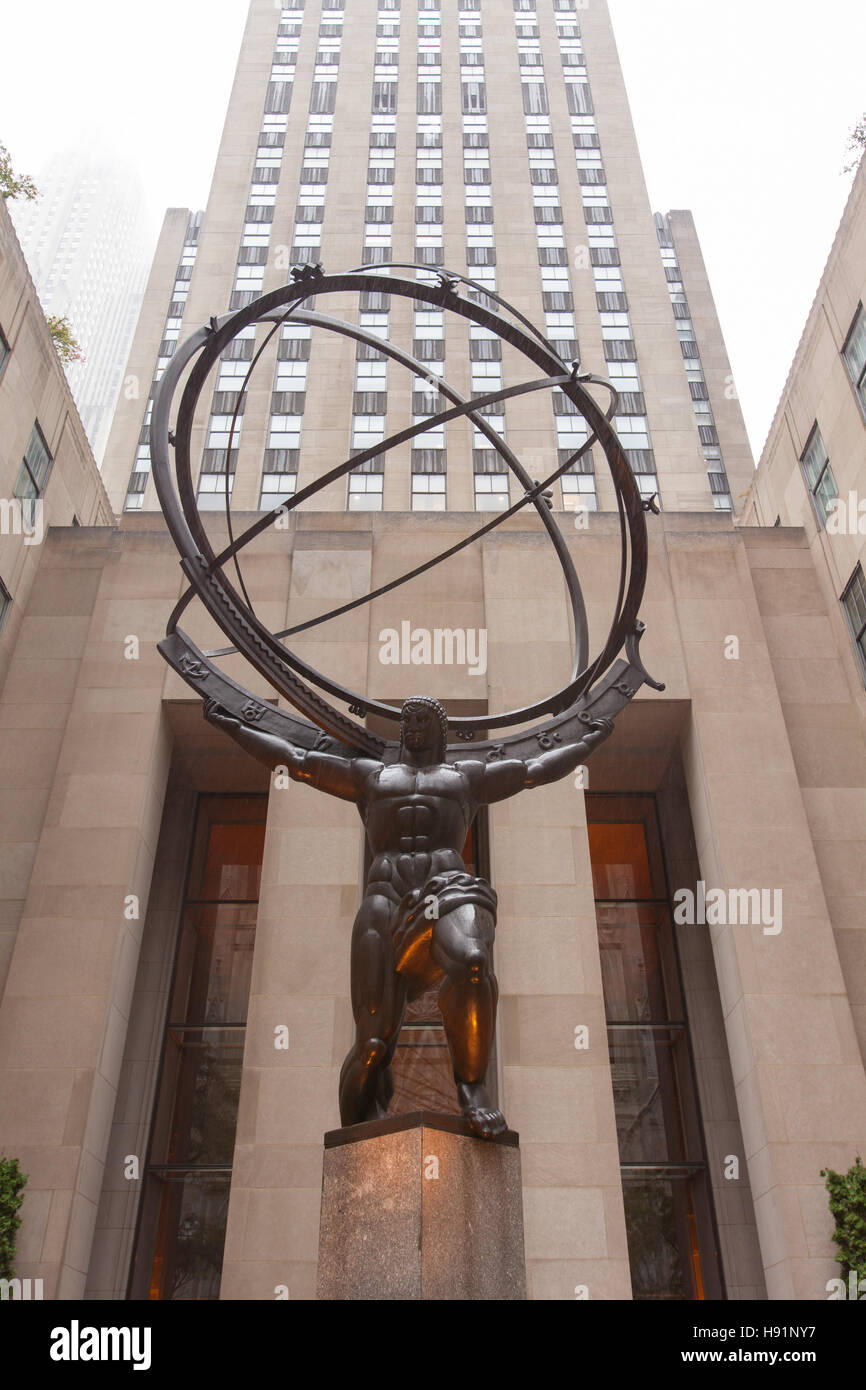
316 1112 527 1300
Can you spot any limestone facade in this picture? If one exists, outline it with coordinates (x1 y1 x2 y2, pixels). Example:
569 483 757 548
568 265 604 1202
0 508 863 1300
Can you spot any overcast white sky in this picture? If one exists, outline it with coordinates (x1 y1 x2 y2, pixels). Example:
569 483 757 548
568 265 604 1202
2 0 864 456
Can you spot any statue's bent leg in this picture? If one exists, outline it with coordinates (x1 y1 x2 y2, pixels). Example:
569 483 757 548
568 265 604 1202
339 893 406 1126
431 904 506 1138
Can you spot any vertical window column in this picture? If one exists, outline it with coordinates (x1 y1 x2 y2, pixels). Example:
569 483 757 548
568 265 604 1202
255 6 342 509
412 6 446 510
798 424 838 527
842 564 866 682
261 323 310 510
515 6 596 513
655 214 731 511
124 212 202 512
198 8 304 511
458 7 507 512
551 12 659 509
349 10 402 510
842 304 866 416
412 305 446 511
14 421 54 529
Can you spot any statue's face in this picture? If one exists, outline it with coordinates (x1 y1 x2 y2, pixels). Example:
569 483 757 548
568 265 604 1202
400 703 437 759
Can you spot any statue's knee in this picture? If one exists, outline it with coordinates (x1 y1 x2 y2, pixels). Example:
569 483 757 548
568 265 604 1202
464 946 489 985
359 1036 387 1069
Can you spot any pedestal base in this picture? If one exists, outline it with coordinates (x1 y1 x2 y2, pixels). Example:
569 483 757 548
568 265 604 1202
316 1111 527 1300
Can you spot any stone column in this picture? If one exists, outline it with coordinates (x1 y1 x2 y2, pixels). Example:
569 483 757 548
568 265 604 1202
219 527 372 1300
670 520 866 1299
0 527 173 1298
482 533 632 1301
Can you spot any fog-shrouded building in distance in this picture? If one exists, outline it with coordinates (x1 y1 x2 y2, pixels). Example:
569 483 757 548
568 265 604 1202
1 0 865 1304
11 147 152 464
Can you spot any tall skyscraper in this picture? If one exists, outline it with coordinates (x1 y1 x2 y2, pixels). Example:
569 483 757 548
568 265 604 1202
12 147 151 463
2 0 865 1309
101 0 754 520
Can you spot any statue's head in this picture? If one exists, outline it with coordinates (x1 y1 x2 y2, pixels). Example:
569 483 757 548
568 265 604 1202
399 696 448 764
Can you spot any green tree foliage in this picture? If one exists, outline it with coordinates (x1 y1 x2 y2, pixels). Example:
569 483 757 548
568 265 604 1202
0 1157 28 1279
821 1155 866 1280
46 314 85 365
0 143 38 202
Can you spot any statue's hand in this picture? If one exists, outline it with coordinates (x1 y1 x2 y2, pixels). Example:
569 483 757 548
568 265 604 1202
589 716 614 737
204 697 241 733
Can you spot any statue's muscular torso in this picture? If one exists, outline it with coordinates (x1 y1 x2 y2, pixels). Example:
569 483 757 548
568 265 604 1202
359 761 478 901
202 696 610 1137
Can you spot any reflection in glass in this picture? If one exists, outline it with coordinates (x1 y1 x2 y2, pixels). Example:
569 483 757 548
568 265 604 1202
148 1172 231 1302
131 796 266 1300
588 797 723 1300
597 902 682 1022
622 1173 708 1302
171 906 257 1029
609 1025 691 1166
156 1028 245 1168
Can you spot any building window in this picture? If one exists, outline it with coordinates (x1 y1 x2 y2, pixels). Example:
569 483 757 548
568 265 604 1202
125 471 149 511
348 472 384 510
587 797 724 1301
411 473 446 511
417 81 442 115
0 575 11 637
634 473 660 507
309 80 336 114
842 305 866 414
561 472 597 512
566 82 593 115
373 81 397 113
129 796 267 1300
842 565 866 682
260 470 298 510
198 474 235 510
522 81 549 115
470 337 501 362
800 425 838 527
265 81 292 115
14 422 53 524
474 473 509 511
461 80 486 114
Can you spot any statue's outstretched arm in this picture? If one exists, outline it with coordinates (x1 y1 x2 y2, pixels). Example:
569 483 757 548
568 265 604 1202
476 717 613 804
522 717 613 788
204 699 370 803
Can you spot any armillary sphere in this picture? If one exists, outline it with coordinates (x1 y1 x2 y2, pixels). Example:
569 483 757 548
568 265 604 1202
150 263 664 764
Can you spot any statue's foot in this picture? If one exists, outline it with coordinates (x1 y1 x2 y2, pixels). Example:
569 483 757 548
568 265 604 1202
456 1082 508 1139
464 1106 508 1139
